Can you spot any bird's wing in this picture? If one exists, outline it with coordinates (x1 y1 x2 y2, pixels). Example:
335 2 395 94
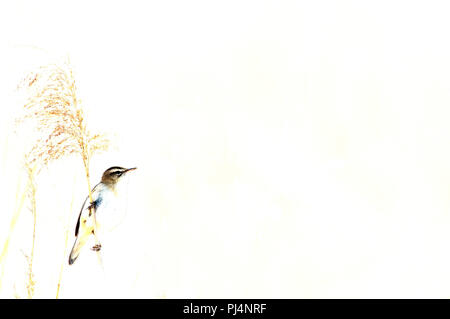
74 183 102 237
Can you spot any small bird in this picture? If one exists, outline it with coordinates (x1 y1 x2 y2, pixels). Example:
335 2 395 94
68 166 137 265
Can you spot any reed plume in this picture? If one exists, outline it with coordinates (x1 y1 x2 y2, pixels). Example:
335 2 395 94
16 60 109 174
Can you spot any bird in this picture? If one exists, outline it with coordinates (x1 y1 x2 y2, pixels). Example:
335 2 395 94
68 166 137 265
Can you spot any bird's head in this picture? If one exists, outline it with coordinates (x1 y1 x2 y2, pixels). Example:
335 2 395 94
101 166 137 186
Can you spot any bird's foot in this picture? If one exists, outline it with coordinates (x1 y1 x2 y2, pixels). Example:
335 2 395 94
91 244 102 251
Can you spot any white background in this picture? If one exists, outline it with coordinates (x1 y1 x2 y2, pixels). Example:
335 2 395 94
1 0 450 298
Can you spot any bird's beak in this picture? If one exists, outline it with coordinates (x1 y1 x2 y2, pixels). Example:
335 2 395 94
125 167 137 173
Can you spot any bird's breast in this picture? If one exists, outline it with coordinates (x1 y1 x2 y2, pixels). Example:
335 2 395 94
95 190 129 232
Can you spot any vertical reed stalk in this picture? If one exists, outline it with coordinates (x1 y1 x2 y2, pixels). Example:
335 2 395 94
83 153 103 268
0 176 27 292
25 163 37 298
56 175 76 298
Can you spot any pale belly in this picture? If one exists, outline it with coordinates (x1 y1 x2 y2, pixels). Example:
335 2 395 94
94 191 129 233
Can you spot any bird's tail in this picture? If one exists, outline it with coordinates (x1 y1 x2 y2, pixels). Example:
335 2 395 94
68 234 88 265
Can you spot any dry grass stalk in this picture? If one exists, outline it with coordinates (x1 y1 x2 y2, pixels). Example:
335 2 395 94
22 250 35 299
10 59 109 297
0 176 28 292
55 175 76 299
24 160 37 299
